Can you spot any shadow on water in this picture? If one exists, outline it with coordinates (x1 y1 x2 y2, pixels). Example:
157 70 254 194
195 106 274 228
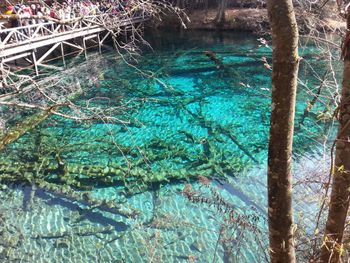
214 178 266 216
20 185 128 231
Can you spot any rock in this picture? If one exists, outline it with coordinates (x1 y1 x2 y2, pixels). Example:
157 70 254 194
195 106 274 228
190 240 203 252
53 239 70 249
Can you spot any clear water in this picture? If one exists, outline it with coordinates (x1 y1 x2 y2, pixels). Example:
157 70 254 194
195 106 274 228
0 30 337 262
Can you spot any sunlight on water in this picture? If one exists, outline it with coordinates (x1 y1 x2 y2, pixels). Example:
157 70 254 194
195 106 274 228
0 30 337 262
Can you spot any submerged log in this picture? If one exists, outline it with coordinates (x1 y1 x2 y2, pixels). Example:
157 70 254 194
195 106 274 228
168 54 252 79
204 120 259 164
0 107 55 151
36 179 140 218
32 225 115 239
225 131 259 164
169 66 219 75
203 50 225 69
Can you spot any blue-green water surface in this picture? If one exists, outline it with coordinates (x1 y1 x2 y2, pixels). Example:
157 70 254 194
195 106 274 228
0 30 337 262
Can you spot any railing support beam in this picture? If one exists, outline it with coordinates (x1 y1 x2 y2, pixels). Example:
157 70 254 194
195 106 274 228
32 52 39 76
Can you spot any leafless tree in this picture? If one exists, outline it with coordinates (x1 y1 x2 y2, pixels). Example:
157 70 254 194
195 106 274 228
0 0 188 136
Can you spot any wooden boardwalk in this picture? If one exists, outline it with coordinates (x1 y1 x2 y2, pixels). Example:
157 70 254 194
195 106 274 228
0 14 147 78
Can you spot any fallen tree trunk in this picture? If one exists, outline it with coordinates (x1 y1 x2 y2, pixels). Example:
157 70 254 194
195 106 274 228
0 107 55 151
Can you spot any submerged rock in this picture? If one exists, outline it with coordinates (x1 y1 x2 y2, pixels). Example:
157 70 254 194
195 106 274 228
53 239 70 249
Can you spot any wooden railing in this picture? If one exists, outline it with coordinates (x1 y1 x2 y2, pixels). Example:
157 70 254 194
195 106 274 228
0 22 7 31
0 13 147 49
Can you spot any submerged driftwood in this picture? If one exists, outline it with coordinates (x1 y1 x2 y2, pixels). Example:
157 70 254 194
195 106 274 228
0 161 139 218
0 108 54 151
0 48 260 199
203 50 225 69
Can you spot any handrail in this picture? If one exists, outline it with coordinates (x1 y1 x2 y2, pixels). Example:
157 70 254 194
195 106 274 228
0 21 55 33
0 12 127 33
0 13 147 48
0 23 7 31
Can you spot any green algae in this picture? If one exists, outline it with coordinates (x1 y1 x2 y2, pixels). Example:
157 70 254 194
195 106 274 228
0 30 342 263
0 109 53 151
0 30 338 198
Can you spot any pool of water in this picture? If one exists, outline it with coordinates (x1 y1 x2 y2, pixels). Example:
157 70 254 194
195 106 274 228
0 30 338 262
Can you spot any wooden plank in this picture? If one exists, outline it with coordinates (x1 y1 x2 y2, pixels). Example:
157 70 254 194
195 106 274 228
36 42 60 64
100 32 111 45
3 52 31 63
84 34 98 41
61 43 66 68
0 22 55 34
97 34 102 54
62 41 84 50
0 60 8 86
32 52 39 76
37 63 63 71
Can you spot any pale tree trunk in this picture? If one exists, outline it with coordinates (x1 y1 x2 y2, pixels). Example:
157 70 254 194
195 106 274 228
267 0 299 262
215 0 228 26
320 8 350 263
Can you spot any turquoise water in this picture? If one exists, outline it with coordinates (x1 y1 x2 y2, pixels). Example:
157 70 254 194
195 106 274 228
0 30 337 262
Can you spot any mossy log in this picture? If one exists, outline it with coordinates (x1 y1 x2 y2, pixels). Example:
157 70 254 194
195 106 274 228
0 161 139 217
178 95 257 165
0 109 53 151
213 124 259 164
0 76 253 197
0 154 212 193
203 50 225 69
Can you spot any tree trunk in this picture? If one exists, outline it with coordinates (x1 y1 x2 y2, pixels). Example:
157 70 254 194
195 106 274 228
215 0 228 26
320 8 350 263
267 0 299 262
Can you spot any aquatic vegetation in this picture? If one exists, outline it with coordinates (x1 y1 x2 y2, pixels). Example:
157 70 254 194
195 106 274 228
0 31 334 194
0 30 340 262
0 109 52 151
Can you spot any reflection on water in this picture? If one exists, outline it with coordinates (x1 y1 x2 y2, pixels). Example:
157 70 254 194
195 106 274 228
0 30 336 262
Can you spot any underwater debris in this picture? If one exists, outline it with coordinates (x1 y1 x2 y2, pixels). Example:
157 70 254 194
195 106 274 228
0 109 53 151
0 161 140 218
203 50 225 70
33 225 115 240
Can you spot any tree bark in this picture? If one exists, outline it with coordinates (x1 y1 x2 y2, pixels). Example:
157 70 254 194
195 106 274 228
320 8 350 263
267 0 299 262
215 0 228 26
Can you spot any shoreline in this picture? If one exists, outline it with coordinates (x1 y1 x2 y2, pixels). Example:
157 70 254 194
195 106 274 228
155 8 345 34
